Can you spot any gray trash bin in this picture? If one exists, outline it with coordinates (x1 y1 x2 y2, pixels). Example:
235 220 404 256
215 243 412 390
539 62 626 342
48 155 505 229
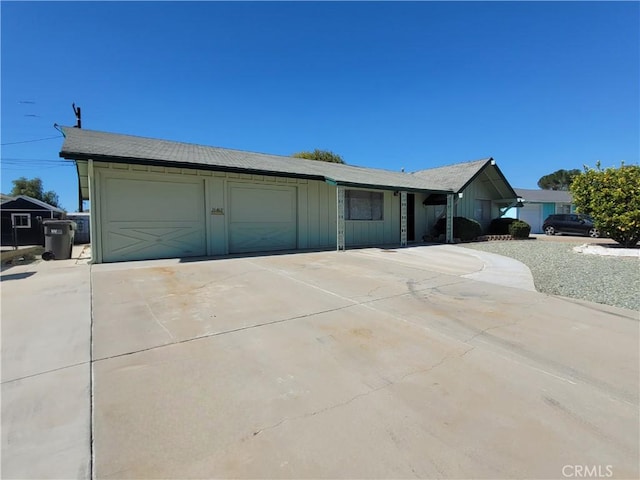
43 220 77 260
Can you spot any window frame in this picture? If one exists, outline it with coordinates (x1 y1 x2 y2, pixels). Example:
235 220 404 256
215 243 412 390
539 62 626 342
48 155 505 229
345 190 384 221
11 213 31 229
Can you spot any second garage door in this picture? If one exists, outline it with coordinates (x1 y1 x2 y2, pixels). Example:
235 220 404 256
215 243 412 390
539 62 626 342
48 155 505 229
228 184 297 253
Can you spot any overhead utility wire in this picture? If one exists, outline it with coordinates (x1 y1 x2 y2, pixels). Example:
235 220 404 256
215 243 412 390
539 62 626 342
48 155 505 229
1 135 63 146
0 157 72 164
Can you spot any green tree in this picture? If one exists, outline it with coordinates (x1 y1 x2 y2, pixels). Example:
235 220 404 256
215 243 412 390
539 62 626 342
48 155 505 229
570 163 640 247
537 169 581 190
292 149 345 164
9 177 61 208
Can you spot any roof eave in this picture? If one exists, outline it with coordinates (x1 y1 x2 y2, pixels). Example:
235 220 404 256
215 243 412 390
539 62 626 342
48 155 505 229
61 151 453 195
60 151 328 184
456 158 493 193
457 158 518 199
326 178 452 194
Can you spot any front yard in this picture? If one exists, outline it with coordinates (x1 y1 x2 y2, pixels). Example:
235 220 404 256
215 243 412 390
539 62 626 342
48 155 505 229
459 239 639 311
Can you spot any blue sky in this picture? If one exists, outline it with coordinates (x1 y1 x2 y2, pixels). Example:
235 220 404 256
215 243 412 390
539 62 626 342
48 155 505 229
2 1 638 212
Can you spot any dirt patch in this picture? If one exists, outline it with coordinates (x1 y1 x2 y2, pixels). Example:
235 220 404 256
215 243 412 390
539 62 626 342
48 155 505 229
1 246 44 269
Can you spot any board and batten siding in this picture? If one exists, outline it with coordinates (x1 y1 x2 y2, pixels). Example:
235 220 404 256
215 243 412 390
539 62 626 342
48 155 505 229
90 162 405 262
456 179 503 221
344 189 400 246
90 162 359 262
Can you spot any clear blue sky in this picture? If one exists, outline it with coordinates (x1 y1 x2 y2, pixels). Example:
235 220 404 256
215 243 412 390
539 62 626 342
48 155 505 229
2 1 638 212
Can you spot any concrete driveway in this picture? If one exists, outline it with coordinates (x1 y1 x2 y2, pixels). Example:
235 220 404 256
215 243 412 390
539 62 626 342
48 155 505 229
88 246 639 479
2 244 637 479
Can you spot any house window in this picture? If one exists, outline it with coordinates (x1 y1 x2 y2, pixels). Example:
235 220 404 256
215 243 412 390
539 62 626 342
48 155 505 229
474 199 492 222
345 190 384 220
11 213 31 228
557 204 571 214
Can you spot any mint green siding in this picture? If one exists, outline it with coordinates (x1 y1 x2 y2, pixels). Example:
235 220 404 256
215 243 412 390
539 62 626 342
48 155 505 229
344 190 400 246
91 162 405 263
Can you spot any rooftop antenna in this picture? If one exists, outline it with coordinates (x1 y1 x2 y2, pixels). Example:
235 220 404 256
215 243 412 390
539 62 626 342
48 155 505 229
72 103 82 128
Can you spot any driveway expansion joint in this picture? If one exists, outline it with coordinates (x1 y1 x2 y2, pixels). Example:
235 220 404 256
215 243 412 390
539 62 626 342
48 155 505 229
0 361 91 385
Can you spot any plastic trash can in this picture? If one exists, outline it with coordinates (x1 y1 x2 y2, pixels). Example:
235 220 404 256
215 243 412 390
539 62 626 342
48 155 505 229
42 220 77 260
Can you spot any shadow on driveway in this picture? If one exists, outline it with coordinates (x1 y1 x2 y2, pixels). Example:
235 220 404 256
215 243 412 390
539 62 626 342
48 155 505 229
0 271 36 282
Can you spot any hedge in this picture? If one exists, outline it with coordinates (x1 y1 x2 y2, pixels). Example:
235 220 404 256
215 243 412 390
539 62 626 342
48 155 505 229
433 217 483 241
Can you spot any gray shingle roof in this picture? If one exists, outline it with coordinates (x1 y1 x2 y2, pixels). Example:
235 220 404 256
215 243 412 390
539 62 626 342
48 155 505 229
59 127 451 193
411 159 492 192
0 194 64 212
515 188 572 203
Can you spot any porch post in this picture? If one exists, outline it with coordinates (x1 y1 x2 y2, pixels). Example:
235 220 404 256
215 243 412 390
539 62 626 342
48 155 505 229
446 193 454 243
336 186 345 251
400 191 407 247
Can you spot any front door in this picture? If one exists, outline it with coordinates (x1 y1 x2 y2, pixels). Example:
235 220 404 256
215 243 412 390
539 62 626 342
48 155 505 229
400 193 416 242
407 193 415 242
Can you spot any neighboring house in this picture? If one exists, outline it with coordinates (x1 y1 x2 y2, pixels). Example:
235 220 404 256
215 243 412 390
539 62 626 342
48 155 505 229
59 127 520 264
0 195 65 246
513 188 574 234
65 212 91 244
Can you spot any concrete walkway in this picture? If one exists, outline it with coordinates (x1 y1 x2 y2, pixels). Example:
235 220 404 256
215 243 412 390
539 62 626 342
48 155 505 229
353 245 536 291
1 246 92 479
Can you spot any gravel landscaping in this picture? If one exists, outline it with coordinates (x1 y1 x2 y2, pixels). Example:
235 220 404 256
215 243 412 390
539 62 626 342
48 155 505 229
459 239 640 311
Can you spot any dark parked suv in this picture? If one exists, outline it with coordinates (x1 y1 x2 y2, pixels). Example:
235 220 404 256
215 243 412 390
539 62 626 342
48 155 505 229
542 214 600 237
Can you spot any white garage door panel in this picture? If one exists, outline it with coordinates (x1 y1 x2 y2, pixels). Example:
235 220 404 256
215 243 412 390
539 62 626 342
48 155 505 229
229 185 296 253
519 204 542 234
102 177 206 262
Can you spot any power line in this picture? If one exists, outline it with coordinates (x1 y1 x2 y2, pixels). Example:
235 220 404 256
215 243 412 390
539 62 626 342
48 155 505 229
1 164 69 170
1 157 70 163
1 135 63 146
0 158 74 170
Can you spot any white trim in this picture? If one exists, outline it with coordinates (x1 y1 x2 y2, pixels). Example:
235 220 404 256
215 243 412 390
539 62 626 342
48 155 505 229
2 195 63 212
336 186 345 251
446 194 454 243
400 191 407 246
11 213 31 228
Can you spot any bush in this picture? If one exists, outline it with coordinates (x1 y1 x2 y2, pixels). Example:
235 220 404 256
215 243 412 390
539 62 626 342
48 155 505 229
508 220 531 239
570 163 640 247
489 217 516 235
433 217 482 241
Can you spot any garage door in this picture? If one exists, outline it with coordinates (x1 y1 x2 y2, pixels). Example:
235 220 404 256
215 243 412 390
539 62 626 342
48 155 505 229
101 176 206 262
519 204 543 233
229 184 297 253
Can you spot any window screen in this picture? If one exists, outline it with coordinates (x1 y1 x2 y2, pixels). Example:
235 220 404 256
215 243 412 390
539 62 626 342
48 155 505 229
345 190 384 221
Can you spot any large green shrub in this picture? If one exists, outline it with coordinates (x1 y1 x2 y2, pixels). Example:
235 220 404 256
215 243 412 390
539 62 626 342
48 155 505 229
570 163 640 247
508 220 531 239
433 217 482 241
489 217 516 235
